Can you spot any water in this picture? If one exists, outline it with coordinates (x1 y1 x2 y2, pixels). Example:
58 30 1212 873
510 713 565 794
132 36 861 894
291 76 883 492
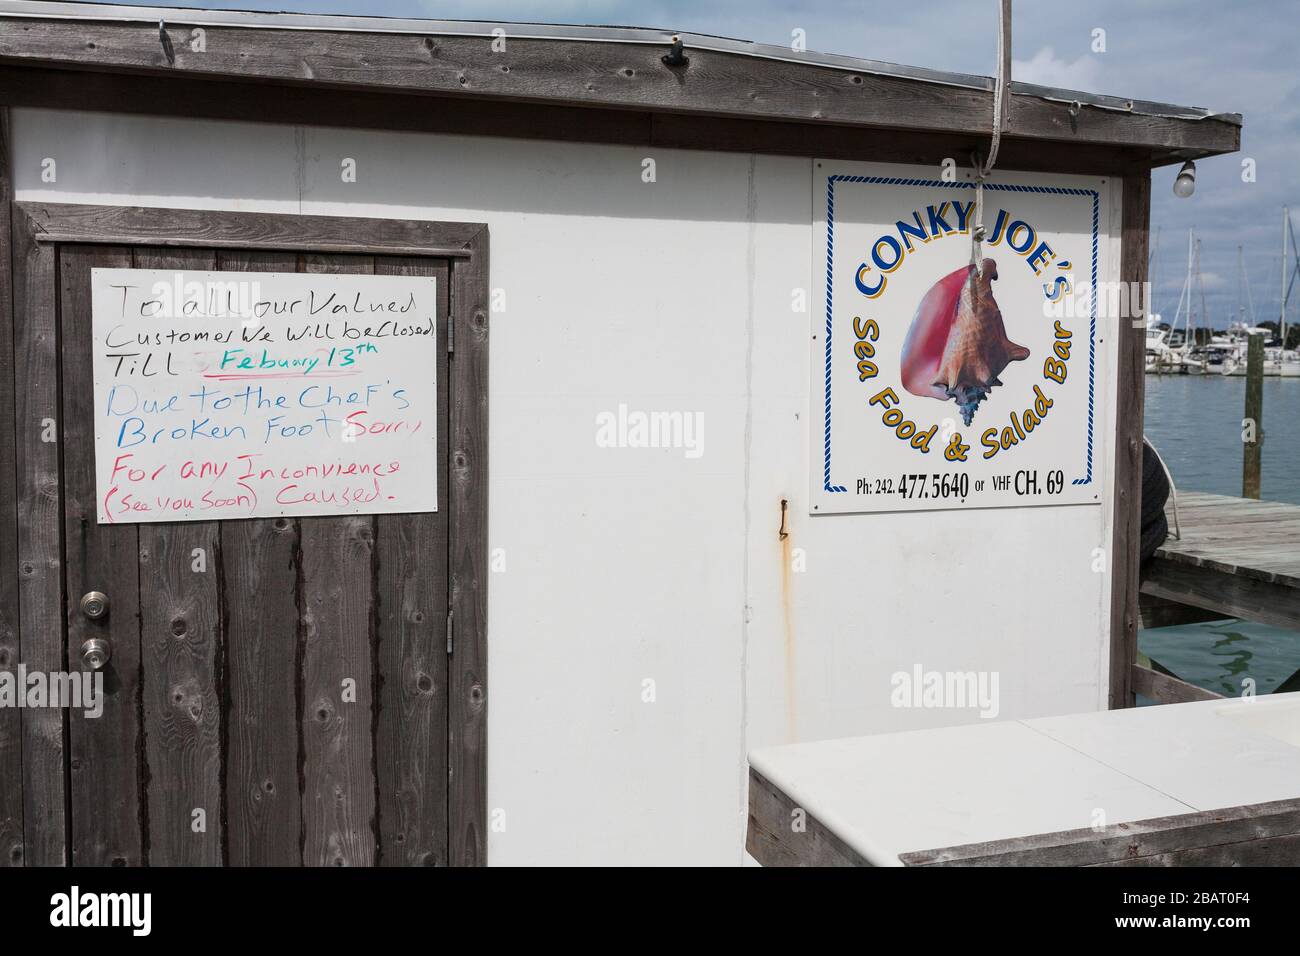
1140 374 1300 698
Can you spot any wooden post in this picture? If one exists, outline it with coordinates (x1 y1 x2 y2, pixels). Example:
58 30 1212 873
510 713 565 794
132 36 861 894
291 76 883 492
1243 334 1263 499
1108 171 1150 710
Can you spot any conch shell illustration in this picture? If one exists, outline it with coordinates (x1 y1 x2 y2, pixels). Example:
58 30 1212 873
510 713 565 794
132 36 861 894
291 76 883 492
900 258 1030 426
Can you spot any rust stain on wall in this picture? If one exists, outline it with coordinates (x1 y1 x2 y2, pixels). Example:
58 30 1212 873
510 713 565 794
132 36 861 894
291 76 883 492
779 499 796 743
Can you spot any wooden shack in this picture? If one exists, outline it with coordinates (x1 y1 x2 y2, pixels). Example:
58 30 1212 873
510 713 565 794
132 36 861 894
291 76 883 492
0 1 1240 866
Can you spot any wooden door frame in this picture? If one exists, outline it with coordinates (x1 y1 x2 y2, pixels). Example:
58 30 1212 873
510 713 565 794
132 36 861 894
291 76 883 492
1108 172 1150 711
3 199 489 865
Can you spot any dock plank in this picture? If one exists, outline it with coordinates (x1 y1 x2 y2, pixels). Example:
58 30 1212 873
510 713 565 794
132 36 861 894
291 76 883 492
1145 492 1300 629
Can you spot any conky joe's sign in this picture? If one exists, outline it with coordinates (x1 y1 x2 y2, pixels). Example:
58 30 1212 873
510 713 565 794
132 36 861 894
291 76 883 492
811 161 1117 514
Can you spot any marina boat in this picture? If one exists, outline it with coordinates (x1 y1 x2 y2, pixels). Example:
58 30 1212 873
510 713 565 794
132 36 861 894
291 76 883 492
1144 312 1202 374
1213 325 1295 376
1144 324 1174 373
1193 341 1238 375
1224 206 1300 377
1145 320 1203 374
1146 231 1209 374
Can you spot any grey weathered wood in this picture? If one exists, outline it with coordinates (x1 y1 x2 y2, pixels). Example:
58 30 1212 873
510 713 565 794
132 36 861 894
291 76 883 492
900 798 1300 867
0 17 1241 157
1095 833 1300 866
449 228 489 866
1138 592 1227 630
374 257 450 866
59 242 146 867
747 768 869 867
1131 663 1225 704
18 202 480 258
6 204 487 867
134 246 224 866
0 65 1162 176
298 253 378 867
756 767 1300 867
1141 491 1300 631
1243 333 1263 499
0 105 23 867
1142 556 1300 633
11 203 66 865
995 0 1012 139
1108 172 1149 710
216 247 303 867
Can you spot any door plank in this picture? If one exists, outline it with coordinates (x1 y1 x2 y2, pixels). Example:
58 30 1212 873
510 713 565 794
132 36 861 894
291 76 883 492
216 248 304 866
373 256 449 866
133 247 224 865
0 107 23 867
298 253 378 866
59 243 145 866
12 210 67 865
449 232 489 865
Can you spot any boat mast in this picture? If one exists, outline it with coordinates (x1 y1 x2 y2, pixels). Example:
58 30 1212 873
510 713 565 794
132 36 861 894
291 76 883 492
1194 236 1207 348
1149 225 1161 318
1238 245 1244 326
1284 206 1290 347
1245 247 1257 325
1172 227 1192 341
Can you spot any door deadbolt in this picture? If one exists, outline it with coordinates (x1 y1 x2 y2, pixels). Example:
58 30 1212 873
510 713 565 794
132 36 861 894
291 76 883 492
80 591 110 620
81 637 111 671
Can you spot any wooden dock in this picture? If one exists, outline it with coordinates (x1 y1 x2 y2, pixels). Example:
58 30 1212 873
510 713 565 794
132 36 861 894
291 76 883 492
1137 491 1300 703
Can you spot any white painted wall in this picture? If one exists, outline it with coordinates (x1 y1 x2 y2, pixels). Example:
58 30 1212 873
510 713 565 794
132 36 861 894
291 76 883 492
12 108 1121 865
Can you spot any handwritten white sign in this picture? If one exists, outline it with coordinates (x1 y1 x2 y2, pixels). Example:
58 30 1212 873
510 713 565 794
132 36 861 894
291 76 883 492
91 268 438 523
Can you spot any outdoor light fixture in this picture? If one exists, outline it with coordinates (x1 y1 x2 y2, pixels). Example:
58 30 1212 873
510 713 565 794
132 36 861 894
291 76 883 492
1173 160 1196 198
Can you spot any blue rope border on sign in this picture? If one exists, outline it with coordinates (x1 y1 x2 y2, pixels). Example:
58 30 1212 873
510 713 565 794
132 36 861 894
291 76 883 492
822 175 1100 494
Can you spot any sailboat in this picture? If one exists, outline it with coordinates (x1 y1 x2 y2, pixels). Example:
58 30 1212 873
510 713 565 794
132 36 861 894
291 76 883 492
1217 243 1272 376
1145 315 1177 373
1228 207 1300 377
1279 206 1300 377
1150 228 1204 373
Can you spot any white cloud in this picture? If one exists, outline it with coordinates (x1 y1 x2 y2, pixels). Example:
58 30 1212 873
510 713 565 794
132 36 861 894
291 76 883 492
1012 46 1103 92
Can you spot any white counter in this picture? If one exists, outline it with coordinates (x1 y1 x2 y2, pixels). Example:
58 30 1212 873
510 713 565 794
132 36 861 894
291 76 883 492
748 693 1300 866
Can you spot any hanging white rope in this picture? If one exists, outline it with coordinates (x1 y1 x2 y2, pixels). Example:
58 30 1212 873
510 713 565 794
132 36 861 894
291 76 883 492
970 155 986 269
972 0 1011 274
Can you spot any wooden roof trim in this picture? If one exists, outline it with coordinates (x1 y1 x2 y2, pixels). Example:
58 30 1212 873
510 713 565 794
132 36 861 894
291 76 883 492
16 202 487 257
0 13 1240 161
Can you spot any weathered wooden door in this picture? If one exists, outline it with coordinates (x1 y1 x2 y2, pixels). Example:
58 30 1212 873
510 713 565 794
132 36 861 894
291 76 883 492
3 204 488 867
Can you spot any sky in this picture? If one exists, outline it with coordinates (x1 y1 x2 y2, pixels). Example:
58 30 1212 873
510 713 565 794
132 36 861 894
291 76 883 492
103 0 1300 329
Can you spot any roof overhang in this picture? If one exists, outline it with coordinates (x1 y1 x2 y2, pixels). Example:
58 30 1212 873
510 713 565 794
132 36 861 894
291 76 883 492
0 1 1241 172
